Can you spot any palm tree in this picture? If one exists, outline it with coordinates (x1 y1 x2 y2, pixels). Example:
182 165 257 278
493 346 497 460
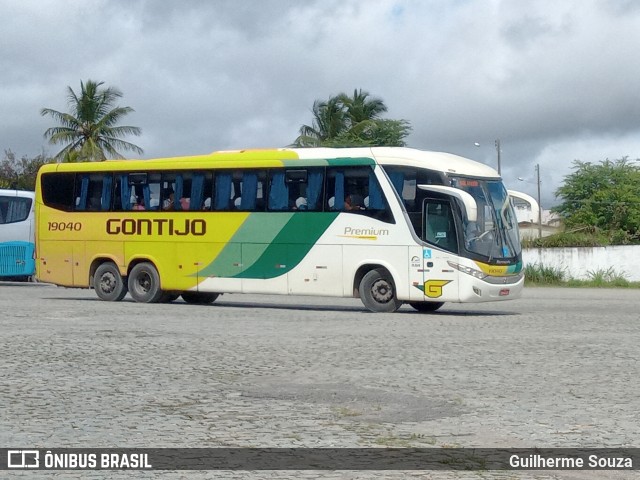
339 89 387 125
293 89 410 147
294 97 347 147
41 80 143 161
338 89 388 142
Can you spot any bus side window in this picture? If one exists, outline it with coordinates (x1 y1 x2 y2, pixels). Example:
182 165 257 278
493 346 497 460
326 167 370 212
164 172 206 211
265 168 323 212
161 173 179 210
75 174 113 211
236 171 265 211
41 173 76 211
268 171 288 211
214 172 233 210
0 196 31 224
201 172 214 211
325 166 393 222
326 169 344 210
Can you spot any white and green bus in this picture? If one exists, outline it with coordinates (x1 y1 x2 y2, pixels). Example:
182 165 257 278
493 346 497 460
35 147 523 312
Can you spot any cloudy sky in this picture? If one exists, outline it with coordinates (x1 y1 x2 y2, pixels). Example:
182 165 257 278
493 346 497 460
2 0 640 205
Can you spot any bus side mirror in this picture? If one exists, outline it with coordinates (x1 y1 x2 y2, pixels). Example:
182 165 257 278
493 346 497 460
417 184 477 222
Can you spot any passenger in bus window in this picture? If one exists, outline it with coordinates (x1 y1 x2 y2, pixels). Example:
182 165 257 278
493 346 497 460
133 196 145 210
162 188 174 210
295 197 307 210
345 194 365 211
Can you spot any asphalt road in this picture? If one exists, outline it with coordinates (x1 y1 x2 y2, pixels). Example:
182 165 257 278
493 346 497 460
1 283 638 479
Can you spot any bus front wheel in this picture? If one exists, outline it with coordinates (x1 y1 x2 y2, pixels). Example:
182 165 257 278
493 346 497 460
359 268 403 313
181 292 219 304
409 301 444 312
94 262 127 301
128 262 164 303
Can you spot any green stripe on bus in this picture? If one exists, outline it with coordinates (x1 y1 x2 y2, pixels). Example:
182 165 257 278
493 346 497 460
326 157 375 166
195 214 292 278
280 157 375 168
195 212 339 280
235 212 339 279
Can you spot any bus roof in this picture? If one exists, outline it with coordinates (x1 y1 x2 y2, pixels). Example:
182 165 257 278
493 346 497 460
0 189 35 199
37 147 500 179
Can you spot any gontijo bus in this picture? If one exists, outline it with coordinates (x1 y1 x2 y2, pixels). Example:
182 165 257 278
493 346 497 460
35 147 523 312
0 189 36 279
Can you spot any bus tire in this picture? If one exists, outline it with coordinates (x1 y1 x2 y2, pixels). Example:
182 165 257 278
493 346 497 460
359 268 403 313
181 292 219 304
409 301 444 312
128 262 163 303
94 262 128 301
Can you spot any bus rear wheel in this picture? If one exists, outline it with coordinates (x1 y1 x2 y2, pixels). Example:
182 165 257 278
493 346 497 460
181 292 219 304
359 268 403 313
94 262 127 301
128 262 163 303
409 301 444 312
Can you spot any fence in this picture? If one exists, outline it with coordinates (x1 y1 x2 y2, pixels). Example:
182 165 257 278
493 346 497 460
523 246 640 281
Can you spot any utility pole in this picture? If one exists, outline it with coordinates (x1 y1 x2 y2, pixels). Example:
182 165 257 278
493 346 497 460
536 163 542 238
495 139 501 175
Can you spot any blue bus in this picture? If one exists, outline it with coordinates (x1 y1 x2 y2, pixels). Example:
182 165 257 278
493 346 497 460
0 189 35 279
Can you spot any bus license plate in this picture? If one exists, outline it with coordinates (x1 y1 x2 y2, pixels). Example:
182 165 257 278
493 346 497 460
499 289 510 296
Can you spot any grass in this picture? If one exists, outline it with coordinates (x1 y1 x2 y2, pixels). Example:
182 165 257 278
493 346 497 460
525 263 640 288
523 263 565 285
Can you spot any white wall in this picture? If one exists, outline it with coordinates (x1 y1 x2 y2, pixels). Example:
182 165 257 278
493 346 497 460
523 246 640 281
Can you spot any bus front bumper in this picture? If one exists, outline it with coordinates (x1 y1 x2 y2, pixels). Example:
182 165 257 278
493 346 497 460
458 273 525 302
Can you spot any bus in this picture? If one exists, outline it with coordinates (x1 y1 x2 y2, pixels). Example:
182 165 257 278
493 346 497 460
35 147 523 312
0 189 36 279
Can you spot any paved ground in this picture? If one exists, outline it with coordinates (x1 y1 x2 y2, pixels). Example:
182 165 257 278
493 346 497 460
0 283 638 479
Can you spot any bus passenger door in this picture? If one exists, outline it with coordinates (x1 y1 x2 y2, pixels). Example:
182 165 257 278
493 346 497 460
419 198 459 302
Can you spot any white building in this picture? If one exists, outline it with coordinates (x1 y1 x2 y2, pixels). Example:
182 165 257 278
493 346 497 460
508 190 561 239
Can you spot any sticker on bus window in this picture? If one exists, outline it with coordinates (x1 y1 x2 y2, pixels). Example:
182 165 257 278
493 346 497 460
423 249 432 259
435 232 447 238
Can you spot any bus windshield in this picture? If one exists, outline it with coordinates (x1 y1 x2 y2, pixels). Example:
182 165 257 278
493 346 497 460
449 177 521 261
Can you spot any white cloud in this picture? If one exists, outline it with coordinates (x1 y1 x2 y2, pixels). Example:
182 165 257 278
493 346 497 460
1 0 639 192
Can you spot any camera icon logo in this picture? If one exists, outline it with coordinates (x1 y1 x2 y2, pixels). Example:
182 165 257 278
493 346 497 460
7 450 39 468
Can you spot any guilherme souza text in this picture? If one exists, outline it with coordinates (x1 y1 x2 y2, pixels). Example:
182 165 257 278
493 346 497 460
510 454 632 469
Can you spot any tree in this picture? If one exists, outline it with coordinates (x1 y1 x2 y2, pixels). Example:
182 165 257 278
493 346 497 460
296 97 346 147
294 89 411 147
338 89 387 125
41 80 143 161
553 158 640 243
0 150 51 190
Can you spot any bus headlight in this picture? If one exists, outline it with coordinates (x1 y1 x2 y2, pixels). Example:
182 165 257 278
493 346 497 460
447 261 487 279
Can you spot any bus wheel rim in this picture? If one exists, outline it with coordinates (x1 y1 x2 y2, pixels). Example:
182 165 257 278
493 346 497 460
371 279 393 303
100 272 117 294
138 272 151 293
